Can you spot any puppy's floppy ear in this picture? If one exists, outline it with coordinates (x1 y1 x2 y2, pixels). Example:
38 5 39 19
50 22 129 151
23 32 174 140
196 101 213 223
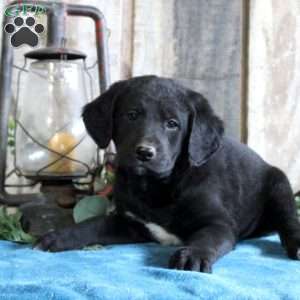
82 81 126 148
187 91 224 166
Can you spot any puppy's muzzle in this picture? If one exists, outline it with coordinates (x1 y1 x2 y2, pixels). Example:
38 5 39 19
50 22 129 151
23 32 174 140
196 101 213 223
136 144 156 162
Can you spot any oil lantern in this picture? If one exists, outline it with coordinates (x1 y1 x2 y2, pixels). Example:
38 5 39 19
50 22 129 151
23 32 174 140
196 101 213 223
0 0 110 215
16 48 96 179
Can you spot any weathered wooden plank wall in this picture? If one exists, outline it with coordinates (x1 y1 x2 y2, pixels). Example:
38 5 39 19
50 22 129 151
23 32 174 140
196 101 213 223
132 0 242 139
1 0 242 138
248 0 300 192
174 0 242 139
1 0 299 192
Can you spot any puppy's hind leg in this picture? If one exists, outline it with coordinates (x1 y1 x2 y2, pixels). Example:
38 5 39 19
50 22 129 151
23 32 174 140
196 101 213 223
266 167 300 259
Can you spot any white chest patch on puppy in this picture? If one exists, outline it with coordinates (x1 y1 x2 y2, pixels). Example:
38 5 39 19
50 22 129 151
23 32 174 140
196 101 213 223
144 223 183 246
125 211 183 246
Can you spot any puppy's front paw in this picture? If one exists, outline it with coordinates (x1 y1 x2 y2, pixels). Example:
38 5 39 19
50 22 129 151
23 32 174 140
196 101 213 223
169 247 214 273
284 236 300 260
34 230 70 252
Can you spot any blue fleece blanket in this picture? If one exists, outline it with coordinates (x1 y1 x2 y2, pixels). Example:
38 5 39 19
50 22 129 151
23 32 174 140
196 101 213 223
0 235 299 300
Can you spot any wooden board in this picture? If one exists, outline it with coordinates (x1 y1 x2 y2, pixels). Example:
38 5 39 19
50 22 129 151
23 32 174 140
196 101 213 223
132 0 242 139
248 0 300 192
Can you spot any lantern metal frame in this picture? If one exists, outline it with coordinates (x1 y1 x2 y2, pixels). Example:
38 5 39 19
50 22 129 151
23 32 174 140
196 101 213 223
9 53 94 183
0 1 110 205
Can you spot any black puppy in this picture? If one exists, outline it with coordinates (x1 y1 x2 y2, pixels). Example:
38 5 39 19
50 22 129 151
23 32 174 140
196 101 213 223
37 76 300 273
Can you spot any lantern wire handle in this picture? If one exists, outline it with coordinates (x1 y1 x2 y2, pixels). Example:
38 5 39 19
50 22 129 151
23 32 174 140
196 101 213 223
12 58 28 178
4 59 40 188
85 60 98 71
83 59 103 168
83 59 95 100
15 120 91 176
13 64 29 72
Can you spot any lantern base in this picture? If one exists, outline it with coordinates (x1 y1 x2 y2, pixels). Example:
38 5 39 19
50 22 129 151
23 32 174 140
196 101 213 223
19 181 91 237
20 194 75 238
3 181 90 237
24 173 90 182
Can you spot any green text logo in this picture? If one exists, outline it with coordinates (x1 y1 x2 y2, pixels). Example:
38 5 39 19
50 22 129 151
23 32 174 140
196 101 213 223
5 4 46 17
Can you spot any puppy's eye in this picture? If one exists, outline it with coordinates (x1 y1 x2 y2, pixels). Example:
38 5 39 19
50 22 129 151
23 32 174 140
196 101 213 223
127 110 139 121
166 119 179 130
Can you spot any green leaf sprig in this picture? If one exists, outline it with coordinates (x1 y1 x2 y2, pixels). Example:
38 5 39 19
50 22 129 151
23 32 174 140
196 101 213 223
0 206 36 244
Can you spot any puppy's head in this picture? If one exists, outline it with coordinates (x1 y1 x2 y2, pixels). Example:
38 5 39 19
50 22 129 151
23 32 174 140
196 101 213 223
82 76 223 177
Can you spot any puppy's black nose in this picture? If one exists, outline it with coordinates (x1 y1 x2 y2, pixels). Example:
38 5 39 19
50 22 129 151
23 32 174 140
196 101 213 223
136 145 156 161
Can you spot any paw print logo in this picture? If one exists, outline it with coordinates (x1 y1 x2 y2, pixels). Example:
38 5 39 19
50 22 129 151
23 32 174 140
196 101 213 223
4 16 44 48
